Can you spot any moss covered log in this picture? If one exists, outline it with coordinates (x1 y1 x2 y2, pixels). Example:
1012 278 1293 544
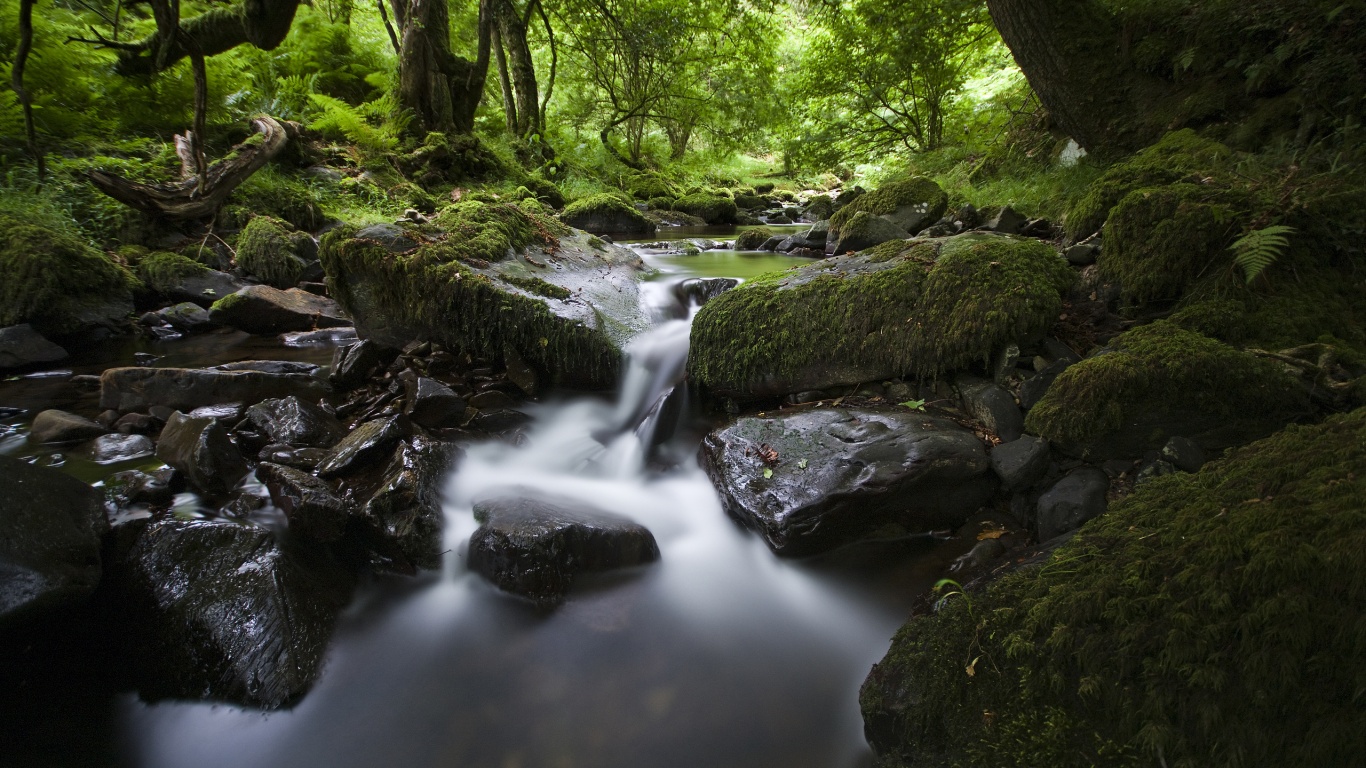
688 232 1074 397
862 406 1366 768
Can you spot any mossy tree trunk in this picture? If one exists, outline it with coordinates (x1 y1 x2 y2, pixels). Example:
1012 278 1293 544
986 0 1172 155
492 0 543 139
109 0 303 76
394 0 494 135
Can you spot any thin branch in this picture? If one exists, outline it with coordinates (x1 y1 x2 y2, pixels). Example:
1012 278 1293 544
12 0 45 181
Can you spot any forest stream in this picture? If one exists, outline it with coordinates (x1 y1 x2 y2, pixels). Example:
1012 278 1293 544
2 225 978 768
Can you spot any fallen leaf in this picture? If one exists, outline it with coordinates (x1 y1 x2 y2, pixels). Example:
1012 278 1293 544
976 528 1006 541
797 458 808 469
763 468 773 479
966 656 979 677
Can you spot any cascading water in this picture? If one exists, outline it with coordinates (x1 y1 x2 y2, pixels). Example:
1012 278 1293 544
119 233 944 768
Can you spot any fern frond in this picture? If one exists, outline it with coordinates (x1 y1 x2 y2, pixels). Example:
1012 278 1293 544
1230 225 1295 283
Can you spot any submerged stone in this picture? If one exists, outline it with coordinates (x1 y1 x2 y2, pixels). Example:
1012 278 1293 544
700 407 995 556
321 201 653 390
28 409 106 444
688 233 1075 398
468 496 660 605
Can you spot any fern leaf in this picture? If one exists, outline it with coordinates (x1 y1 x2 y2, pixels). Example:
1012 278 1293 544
1230 225 1295 283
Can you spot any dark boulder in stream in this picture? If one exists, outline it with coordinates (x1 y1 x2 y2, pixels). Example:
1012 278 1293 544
700 407 995 556
468 497 660 605
256 462 351 542
0 324 68 371
244 396 346 449
208 285 350 334
115 518 351 709
155 412 249 495
0 456 107 628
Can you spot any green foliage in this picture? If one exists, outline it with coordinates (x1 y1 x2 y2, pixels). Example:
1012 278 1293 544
235 217 312 289
136 252 210 295
864 406 1366 767
307 93 406 155
1230 224 1296 283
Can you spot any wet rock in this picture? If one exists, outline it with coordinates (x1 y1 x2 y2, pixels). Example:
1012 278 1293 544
990 436 1051 492
404 377 465 429
28 409 107 444
156 302 216 334
1018 359 1073 411
103 469 178 510
353 437 459 571
468 496 660 605
502 346 539 398
468 390 517 410
316 416 405 478
0 455 107 626
674 277 738 309
256 463 351 542
214 360 321 376
330 339 399 390
949 537 1007 575
354 223 421 253
163 269 247 308
1135 459 1178 486
245 396 345 449
281 327 358 346
257 444 330 470
759 236 784 252
957 377 1024 442
100 367 329 414
77 433 155 464
155 412 249 495
116 518 350 708
113 412 160 435
0 324 67 371
700 407 996 556
208 286 350 335
1037 467 1109 541
467 408 532 432
1160 435 1206 473
187 403 245 422
1064 243 1099 266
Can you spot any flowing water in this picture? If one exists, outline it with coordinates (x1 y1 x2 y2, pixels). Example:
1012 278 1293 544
5 226 968 768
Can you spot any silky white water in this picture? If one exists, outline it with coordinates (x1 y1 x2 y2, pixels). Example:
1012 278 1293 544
118 232 948 768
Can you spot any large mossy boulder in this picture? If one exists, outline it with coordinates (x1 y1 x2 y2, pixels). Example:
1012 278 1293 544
1100 183 1251 304
134 251 246 308
700 407 995 556
672 192 739 225
0 213 137 336
0 456 107 628
1063 129 1234 240
688 233 1074 398
234 216 315 289
559 194 655 236
117 518 351 708
861 407 1366 768
828 177 947 240
829 211 910 254
1024 321 1308 459
321 199 653 390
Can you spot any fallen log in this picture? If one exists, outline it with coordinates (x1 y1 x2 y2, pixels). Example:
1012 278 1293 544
86 116 298 221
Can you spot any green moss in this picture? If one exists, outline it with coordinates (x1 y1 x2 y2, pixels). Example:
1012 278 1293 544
734 228 775 251
208 290 249 314
559 194 653 233
1168 299 1249 343
137 251 210 294
0 213 138 334
1064 129 1235 240
646 196 675 210
235 216 312 289
688 233 1074 396
862 239 918 264
228 169 326 232
1101 184 1251 304
672 193 739 225
624 172 678 201
504 274 571 300
753 181 776 194
734 193 768 209
863 407 1366 768
1024 321 1304 454
828 177 947 235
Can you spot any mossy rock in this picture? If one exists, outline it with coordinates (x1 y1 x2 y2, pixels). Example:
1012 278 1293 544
688 232 1075 398
235 217 315 290
559 194 655 236
227 171 326 232
1100 183 1251 304
733 193 769 210
398 132 504 187
624 172 678 201
672 193 739 225
828 177 947 238
136 251 210 295
645 196 675 211
862 406 1366 768
320 201 653 390
1024 321 1307 459
830 211 911 254
734 228 774 251
1064 129 1235 240
523 175 565 208
0 213 137 336
752 181 776 194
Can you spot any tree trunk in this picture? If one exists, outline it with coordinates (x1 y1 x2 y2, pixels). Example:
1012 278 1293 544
113 0 303 76
493 0 540 138
663 117 693 160
986 0 1172 155
397 0 493 135
11 0 43 180
492 24 519 134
